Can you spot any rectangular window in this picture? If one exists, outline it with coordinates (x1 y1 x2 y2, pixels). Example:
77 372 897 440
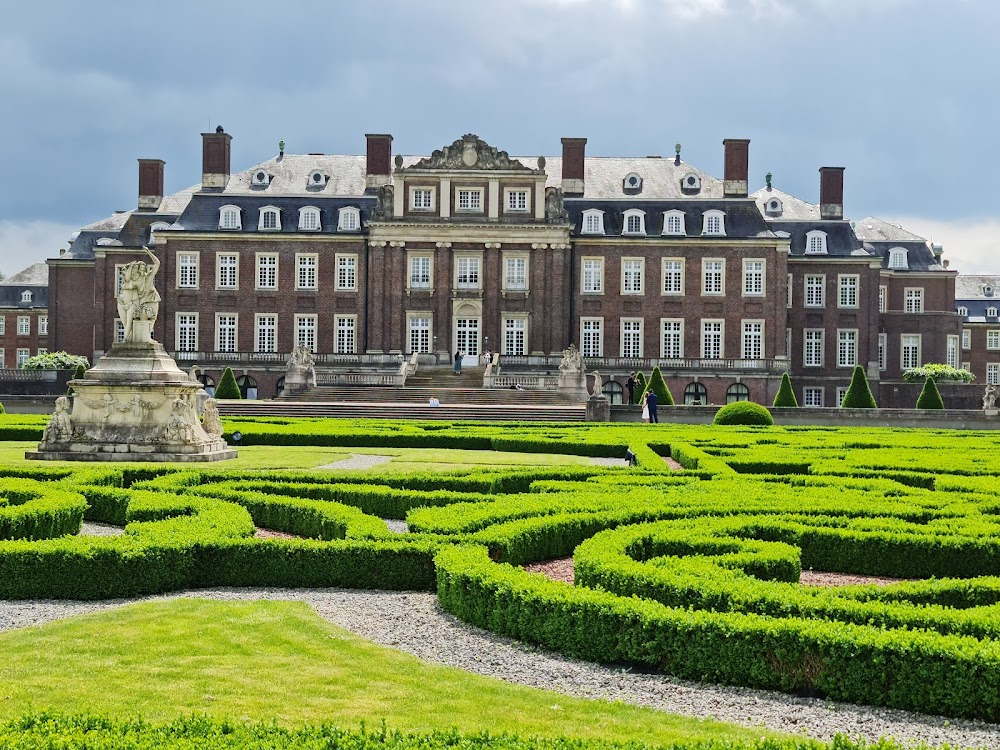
295 314 317 352
408 316 431 354
805 275 825 308
803 387 824 407
16 348 29 368
335 316 356 354
620 319 643 358
457 188 483 212
622 258 644 294
962 329 971 350
503 317 527 356
581 318 603 358
176 313 198 352
837 387 849 407
582 258 603 293
741 320 764 360
256 254 278 290
786 273 793 308
0 317 5 336
661 319 683 359
115 319 125 344
702 259 724 295
786 327 792 363
904 287 924 314
701 320 724 359
838 275 859 308
409 256 432 289
217 254 238 289
506 190 528 212
255 314 277 353
837 329 858 367
38 316 48 336
804 329 824 367
178 253 199 288
988 363 1000 386
411 188 433 210
296 254 318 290
336 254 357 291
879 285 887 313
901 334 921 370
662 259 684 295
16 317 29 336
988 330 1000 350
504 257 527 290
216 314 237 353
743 259 764 296
456 257 481 289
878 332 887 371
947 335 960 369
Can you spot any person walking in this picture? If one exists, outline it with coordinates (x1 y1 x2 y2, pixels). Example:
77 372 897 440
625 372 636 404
454 350 463 375
646 389 659 424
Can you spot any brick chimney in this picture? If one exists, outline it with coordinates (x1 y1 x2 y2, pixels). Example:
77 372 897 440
138 159 164 210
201 126 232 189
819 167 845 219
561 137 587 195
365 133 393 189
722 138 750 197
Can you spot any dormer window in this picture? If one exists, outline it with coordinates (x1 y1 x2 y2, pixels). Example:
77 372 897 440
582 209 605 235
623 173 643 192
702 210 725 236
622 209 645 235
307 171 327 188
765 197 783 216
251 169 271 187
219 205 242 230
682 173 701 192
989 306 999 318
662 210 685 236
148 221 171 242
957 306 968 316
258 206 281 231
20 291 32 303
985 285 995 297
805 230 828 255
298 206 321 231
888 247 909 269
338 207 361 232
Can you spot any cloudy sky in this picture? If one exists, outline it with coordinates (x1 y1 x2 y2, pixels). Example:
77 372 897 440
1 0 998 275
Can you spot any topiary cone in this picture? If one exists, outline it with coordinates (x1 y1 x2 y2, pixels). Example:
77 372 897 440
215 367 242 399
647 366 675 406
772 372 798 407
841 365 877 409
916 376 945 409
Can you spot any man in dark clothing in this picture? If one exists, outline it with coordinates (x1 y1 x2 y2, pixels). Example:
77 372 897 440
625 373 636 404
646 390 659 423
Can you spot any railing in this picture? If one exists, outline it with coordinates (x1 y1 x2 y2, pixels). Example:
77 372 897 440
484 374 559 390
169 352 411 366
583 357 790 373
316 372 402 387
0 369 57 381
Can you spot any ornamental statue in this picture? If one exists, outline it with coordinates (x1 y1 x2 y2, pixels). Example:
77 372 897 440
115 247 160 344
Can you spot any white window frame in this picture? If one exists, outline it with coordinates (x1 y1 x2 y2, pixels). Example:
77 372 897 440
947 334 959 369
258 206 281 231
904 287 924 314
805 230 828 255
502 315 528 356
219 205 241 230
741 320 765 360
298 206 321 232
702 210 726 236
805 275 825 308
456 188 484 212
336 253 358 291
988 363 1000 386
803 387 824 407
622 209 646 236
621 257 645 295
503 255 528 291
581 209 605 235
888 247 909 269
455 255 482 291
702 259 725 296
957 305 968 317
879 285 887 313
661 318 684 359
620 318 644 358
901 334 922 371
803 329 825 367
989 307 999 318
38 315 47 336
175 312 198 352
837 329 858 368
20 291 32 303
701 319 724 359
837 386 850 407
256 253 278 290
962 329 971 350
408 254 433 291
16 316 29 336
582 257 604 294
988 330 1000 350
337 206 361 232
216 253 239 290
411 187 435 211
504 189 529 213
786 273 793 308
580 317 603 358
177 252 199 289
254 314 278 354
294 314 318 353
878 332 887 371
215 313 238 353
406 314 431 354
114 319 124 344
662 210 685 236
742 259 765 297
296 253 318 291
16 348 29 368
838 274 859 309
662 258 684 296
0 317 6 336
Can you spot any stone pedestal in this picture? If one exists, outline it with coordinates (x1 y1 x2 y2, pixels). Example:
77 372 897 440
986 409 999 418
586 396 610 422
557 371 588 400
27 341 236 462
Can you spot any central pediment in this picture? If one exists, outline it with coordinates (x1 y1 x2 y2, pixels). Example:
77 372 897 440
403 134 538 172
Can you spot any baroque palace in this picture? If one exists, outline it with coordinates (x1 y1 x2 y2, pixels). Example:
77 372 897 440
38 128 971 407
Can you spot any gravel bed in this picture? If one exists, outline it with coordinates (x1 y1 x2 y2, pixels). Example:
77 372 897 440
79 522 125 537
0 588 995 748
589 457 629 467
317 454 395 470
383 519 409 534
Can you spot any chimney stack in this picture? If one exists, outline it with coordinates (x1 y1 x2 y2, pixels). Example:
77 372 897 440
819 167 845 219
201 125 232 189
560 137 587 195
722 138 750 197
138 159 165 210
365 133 393 189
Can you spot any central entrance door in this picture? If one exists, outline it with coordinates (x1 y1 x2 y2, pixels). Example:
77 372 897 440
455 317 480 366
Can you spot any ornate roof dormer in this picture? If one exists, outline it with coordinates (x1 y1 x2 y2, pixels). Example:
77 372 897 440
403 134 538 173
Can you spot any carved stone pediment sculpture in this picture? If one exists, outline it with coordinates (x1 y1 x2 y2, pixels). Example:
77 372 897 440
372 184 394 221
407 134 534 172
545 186 569 222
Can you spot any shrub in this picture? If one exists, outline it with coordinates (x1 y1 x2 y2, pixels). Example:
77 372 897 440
903 363 975 383
21 352 89 371
646 367 675 406
215 367 241 399
916 376 945 409
772 372 798 407
66 363 88 396
713 402 773 426
632 372 647 404
841 365 877 408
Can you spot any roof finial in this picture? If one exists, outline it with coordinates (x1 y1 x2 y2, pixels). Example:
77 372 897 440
674 142 681 166
278 139 285 155
765 171 772 190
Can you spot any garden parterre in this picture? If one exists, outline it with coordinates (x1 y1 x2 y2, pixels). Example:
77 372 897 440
3 416 1000 723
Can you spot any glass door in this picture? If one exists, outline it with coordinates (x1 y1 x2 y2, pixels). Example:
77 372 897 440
455 318 480 365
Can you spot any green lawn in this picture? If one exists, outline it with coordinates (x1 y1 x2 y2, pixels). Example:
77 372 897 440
0 598 769 745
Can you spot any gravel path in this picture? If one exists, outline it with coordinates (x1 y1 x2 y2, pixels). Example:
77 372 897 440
79 522 125 537
0 588 994 749
589 457 629 467
317 454 395 470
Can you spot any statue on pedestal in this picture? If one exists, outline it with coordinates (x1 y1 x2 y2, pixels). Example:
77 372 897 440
202 398 224 437
285 344 317 394
41 396 73 445
984 384 998 410
559 344 584 374
116 247 160 344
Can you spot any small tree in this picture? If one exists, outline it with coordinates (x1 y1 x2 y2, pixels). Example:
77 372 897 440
67 363 88 396
646 367 675 406
632 372 648 404
22 351 89 371
916 376 945 410
841 365 877 409
215 367 241 399
772 372 798 408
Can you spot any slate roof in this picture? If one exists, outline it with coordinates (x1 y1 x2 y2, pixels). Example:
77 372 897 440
2 263 48 286
768 221 867 258
853 216 926 243
177 194 375 234
956 275 1000 299
0 263 48 309
566 200 772 239
750 186 822 222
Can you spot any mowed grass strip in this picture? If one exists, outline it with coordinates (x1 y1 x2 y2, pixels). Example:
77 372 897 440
0 598 767 745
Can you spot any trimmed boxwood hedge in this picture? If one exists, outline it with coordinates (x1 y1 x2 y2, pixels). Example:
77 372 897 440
713 402 774 426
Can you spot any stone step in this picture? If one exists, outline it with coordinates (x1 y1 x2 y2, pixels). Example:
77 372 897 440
217 400 586 422
281 386 577 405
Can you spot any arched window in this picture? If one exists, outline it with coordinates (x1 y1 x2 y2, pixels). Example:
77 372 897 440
684 382 708 405
276 375 286 397
726 383 750 404
258 206 281 231
622 209 645 235
957 306 968 316
20 291 32 303
581 209 605 235
236 374 258 400
702 210 725 236
219 205 242 230
338 206 361 232
198 373 216 397
888 247 908 269
805 230 828 255
662 210 685 236
298 206 321 231
989 307 999 318
602 380 624 405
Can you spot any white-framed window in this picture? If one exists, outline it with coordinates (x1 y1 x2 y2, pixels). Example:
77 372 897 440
338 207 361 231
879 285 887 313
661 319 684 359
988 363 1000 386
901 334 921 370
962 329 971 350
411 188 434 211
216 313 238 353
177 253 199 289
258 206 281 231
0 317 5 336
786 273 793 308
335 315 356 354
409 255 432 290
255 314 278 353
336 254 358 291
988 330 1000 350
662 210 685 236
175 312 198 352
620 318 643 358
581 318 603 358
621 258 644 294
878 332 887 371
989 307 999 318
296 254 318 290
888 247 908 269
505 189 529 213
16 316 29 336
582 258 604 293
622 209 645 235
504 256 528 291
219 205 241 230
217 253 239 289
805 230 828 255
456 188 483 212
837 386 850 407
804 329 824 367
786 327 792 363
957 305 968 317
702 210 725 236
947 334 959 369
20 291 32 303
582 209 605 235
503 316 527 356
904 287 924 314
838 275 859 308
702 259 724 295
256 253 278 290
295 314 318 352
837 329 858 367
805 275 825 307
407 315 431 354
743 259 765 297
38 315 47 336
16 348 29 368
114 319 124 344
455 256 481 290
741 320 764 360
298 206 321 231
803 387 824 407
701 319 724 359
662 259 684 295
